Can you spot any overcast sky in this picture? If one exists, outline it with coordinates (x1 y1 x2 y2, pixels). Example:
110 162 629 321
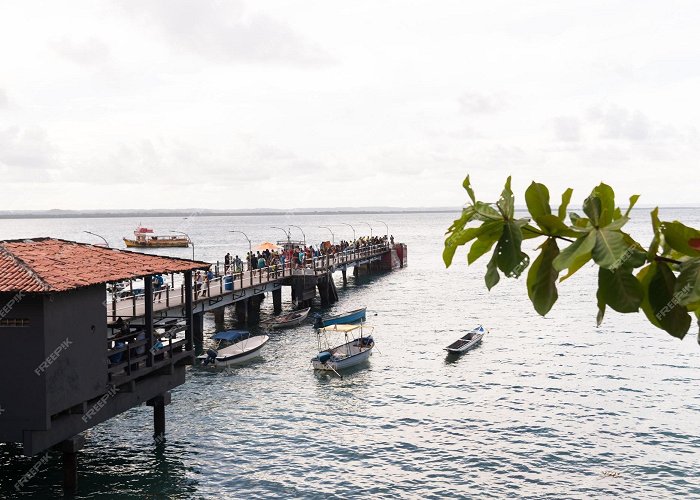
0 1 698 210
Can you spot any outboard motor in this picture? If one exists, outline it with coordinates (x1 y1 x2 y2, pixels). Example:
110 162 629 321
317 351 332 364
313 313 324 329
204 348 218 365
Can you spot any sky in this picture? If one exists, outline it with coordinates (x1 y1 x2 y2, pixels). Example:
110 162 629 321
0 0 699 210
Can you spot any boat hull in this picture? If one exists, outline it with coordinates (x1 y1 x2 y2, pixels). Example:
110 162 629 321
264 307 310 330
198 335 269 367
445 332 484 354
124 238 190 248
314 307 367 328
312 339 373 371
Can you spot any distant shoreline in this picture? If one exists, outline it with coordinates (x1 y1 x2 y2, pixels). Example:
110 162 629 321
0 206 696 220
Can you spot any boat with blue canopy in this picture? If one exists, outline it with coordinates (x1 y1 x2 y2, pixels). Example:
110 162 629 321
313 307 366 329
197 330 269 367
312 323 374 375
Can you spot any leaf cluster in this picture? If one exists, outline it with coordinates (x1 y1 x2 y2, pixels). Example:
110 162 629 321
444 176 700 340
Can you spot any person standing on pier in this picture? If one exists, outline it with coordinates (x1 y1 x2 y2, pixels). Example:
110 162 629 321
224 253 231 273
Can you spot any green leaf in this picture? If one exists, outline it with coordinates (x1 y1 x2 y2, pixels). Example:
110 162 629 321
473 201 501 221
525 182 551 220
624 194 640 218
596 290 606 327
553 230 596 273
593 182 615 226
527 238 560 315
447 206 476 233
583 195 602 226
647 262 692 339
443 226 482 267
647 207 661 258
569 212 591 229
496 176 514 219
597 267 643 313
463 175 476 204
661 221 700 257
485 249 500 290
605 216 629 231
675 258 700 306
496 220 529 278
638 264 663 329
558 188 573 221
467 221 504 264
592 229 633 269
533 214 578 238
559 249 593 282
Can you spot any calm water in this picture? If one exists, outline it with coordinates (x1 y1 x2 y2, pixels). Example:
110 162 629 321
1 210 699 499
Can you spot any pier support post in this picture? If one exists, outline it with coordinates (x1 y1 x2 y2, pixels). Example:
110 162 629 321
247 295 262 324
213 308 225 328
235 299 247 325
59 435 85 493
329 277 339 303
318 276 329 307
342 268 347 286
193 312 204 351
272 288 282 314
147 392 171 442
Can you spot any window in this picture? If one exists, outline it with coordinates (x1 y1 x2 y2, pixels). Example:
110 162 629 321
0 318 30 327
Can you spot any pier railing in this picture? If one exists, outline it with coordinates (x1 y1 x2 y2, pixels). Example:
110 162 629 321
106 243 390 321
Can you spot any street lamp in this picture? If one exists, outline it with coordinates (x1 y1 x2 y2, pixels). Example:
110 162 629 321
230 230 253 281
360 222 373 238
83 230 109 247
376 220 389 237
230 230 252 255
171 231 194 260
341 223 356 241
290 225 306 246
271 226 291 244
319 225 335 244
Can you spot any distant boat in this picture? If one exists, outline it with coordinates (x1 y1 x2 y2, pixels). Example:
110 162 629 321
444 325 486 355
123 226 190 248
313 307 366 329
312 323 374 375
261 307 311 330
197 330 269 367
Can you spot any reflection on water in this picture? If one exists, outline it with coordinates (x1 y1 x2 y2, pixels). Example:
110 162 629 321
1 210 700 498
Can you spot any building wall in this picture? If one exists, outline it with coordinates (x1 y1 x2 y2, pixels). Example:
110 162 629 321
42 285 108 417
0 292 48 442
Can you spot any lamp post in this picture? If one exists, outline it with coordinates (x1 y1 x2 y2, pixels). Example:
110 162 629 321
230 230 253 280
170 231 194 260
376 220 389 238
290 225 306 246
83 230 109 247
271 226 291 244
360 222 373 238
230 230 252 255
341 223 356 241
318 226 335 244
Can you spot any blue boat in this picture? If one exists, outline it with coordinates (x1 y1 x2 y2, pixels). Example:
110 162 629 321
313 307 367 329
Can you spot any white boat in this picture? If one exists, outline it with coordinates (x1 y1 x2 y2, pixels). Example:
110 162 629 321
197 330 269 367
312 323 375 374
444 325 486 354
261 307 310 330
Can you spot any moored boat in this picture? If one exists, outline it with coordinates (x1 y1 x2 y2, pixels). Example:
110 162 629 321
197 330 269 367
312 323 375 374
123 226 190 248
261 307 311 330
313 307 366 329
444 325 486 355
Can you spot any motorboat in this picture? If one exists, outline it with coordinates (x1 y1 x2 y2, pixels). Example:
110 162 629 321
261 307 310 330
444 325 486 355
197 330 269 367
312 323 374 375
123 226 190 248
313 307 366 329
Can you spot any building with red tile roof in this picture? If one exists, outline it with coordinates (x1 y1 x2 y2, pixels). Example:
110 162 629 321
0 238 209 293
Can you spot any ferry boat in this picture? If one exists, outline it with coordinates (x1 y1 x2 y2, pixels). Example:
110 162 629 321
123 227 190 248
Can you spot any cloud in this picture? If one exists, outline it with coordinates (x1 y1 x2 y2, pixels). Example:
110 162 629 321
587 105 650 141
553 116 581 142
121 0 334 67
0 89 7 109
0 126 54 170
52 37 111 66
459 92 504 115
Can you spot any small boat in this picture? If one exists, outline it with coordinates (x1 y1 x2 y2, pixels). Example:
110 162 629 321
123 226 190 248
197 330 269 367
261 307 310 330
313 307 366 329
444 325 486 354
312 323 375 374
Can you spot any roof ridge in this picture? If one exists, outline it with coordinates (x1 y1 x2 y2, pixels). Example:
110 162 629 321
0 244 51 292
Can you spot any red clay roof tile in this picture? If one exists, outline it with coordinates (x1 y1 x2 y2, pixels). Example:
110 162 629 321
0 238 209 293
